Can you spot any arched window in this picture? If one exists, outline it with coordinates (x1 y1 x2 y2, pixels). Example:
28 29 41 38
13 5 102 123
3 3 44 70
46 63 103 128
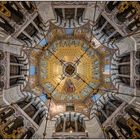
21 127 35 139
118 54 130 86
105 126 119 139
55 114 85 133
135 65 140 75
105 2 120 12
10 54 26 87
0 107 15 123
116 117 132 138
0 65 5 76
136 51 140 59
97 110 107 124
125 106 140 124
96 96 122 124
4 116 24 135
136 80 140 89
0 51 4 60
0 17 15 34
4 2 24 25
20 2 35 13
116 4 135 23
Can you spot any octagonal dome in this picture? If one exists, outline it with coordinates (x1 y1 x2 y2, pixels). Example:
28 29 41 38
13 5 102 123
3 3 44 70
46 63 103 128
29 24 114 107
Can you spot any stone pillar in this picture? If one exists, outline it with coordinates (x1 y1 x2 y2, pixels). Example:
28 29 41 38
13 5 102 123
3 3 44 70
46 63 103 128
62 9 65 20
0 94 6 107
74 8 77 20
23 100 34 110
0 107 15 122
20 127 35 139
45 120 55 139
10 63 24 66
100 109 108 119
63 117 66 132
118 74 130 78
85 117 105 138
21 68 29 71
117 62 130 65
31 21 42 34
10 75 25 79
4 116 24 135
106 2 120 12
32 109 41 120
106 30 117 42
98 21 108 33
108 100 117 109
22 31 33 41
130 51 134 87
75 118 78 132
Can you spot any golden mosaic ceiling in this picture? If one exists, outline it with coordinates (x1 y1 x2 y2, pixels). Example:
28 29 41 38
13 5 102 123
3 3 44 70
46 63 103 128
39 39 101 102
29 25 114 105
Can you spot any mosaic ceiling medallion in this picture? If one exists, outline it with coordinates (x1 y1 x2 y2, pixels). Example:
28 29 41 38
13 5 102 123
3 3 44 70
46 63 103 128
63 62 77 77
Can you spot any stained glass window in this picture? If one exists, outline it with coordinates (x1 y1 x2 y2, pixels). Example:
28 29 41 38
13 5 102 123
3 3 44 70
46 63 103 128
39 38 48 47
65 28 73 35
30 65 36 76
104 64 110 74
92 94 101 102
39 92 47 102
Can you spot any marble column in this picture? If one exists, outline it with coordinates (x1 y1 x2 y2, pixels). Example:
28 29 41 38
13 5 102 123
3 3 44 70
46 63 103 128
117 62 130 65
10 75 25 79
106 31 117 42
98 21 108 33
75 118 78 132
100 109 108 119
74 8 77 20
23 100 34 110
10 63 24 66
62 8 65 20
63 118 66 132
118 74 130 78
32 109 41 120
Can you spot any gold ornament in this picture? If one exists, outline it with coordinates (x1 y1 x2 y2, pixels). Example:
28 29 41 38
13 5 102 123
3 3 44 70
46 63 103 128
0 2 11 17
